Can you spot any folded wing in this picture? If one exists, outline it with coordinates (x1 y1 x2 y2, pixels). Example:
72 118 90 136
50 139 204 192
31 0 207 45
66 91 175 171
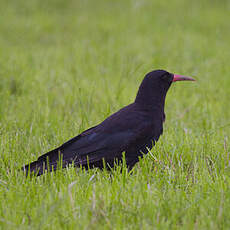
24 125 135 175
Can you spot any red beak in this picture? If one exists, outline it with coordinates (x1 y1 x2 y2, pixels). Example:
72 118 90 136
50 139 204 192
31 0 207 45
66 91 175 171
173 74 196 82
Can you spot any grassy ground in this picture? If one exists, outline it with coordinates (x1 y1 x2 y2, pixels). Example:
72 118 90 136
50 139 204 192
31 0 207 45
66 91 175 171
0 0 230 229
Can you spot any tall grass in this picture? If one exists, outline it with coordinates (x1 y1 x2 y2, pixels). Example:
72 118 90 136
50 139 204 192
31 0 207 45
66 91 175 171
0 0 230 229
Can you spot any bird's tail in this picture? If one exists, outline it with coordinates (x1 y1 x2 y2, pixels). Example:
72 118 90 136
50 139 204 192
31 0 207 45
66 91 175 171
23 160 44 176
22 148 65 176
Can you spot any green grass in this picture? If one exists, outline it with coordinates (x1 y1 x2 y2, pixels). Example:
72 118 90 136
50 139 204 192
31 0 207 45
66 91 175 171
1 0 230 229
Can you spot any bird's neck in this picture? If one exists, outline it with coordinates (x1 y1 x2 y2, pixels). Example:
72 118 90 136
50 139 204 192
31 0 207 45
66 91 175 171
134 83 166 114
135 98 166 117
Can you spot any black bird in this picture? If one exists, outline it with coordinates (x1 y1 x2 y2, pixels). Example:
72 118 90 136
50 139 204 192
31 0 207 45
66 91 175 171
23 70 195 176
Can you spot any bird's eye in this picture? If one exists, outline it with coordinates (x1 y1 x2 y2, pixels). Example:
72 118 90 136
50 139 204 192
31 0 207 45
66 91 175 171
161 73 171 82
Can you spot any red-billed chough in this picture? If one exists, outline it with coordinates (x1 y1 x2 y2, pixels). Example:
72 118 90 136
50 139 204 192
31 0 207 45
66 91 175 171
23 69 195 176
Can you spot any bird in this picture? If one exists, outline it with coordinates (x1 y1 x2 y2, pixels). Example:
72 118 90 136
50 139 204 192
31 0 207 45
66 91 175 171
23 69 195 176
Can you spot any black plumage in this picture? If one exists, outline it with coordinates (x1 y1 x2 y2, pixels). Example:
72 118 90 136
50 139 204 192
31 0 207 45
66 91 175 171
23 69 195 176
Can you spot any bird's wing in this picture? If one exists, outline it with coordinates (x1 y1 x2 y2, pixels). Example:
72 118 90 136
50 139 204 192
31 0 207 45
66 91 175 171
35 123 137 171
55 105 162 167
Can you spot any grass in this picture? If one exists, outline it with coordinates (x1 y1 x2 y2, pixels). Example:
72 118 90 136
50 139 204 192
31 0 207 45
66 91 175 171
0 0 230 229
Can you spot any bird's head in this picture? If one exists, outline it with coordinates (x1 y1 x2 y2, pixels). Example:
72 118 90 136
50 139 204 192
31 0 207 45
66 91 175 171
135 69 195 109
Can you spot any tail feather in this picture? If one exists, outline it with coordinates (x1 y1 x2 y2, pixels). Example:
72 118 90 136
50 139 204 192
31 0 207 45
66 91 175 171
23 160 45 176
22 148 65 176
22 148 101 176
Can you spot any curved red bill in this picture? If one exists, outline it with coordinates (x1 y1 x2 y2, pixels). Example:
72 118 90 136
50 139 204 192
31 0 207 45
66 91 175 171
173 74 196 82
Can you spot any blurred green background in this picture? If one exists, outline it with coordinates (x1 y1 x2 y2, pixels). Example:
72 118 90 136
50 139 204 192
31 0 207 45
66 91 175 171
0 0 230 229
